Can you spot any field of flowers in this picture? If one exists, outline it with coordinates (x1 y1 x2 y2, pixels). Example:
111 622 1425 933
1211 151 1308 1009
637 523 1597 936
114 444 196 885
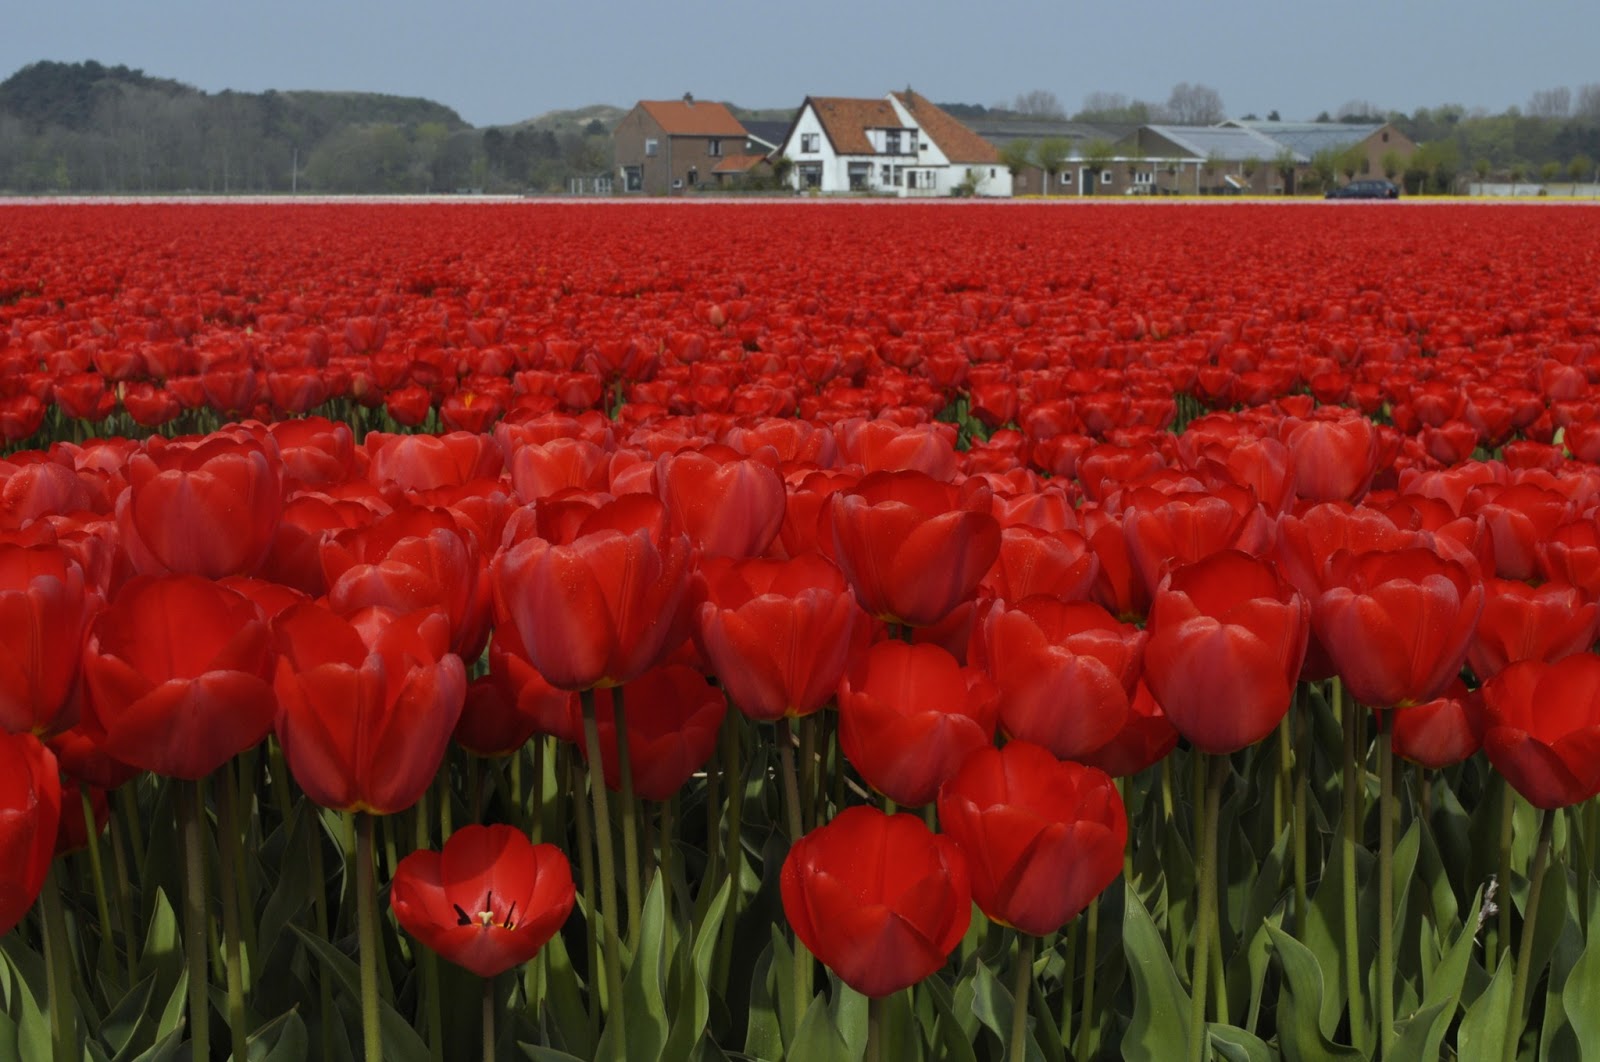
2 201 1600 1061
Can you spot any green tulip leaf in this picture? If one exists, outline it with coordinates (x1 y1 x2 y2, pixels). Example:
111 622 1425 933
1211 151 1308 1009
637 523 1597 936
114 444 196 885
1389 887 1478 1062
1208 1022 1275 1062
0 938 50 1062
745 936 785 1061
537 930 593 1059
1264 924 1363 1062
244 1008 308 1061
1121 887 1191 1062
1457 959 1512 1061
596 875 671 1062
98 971 156 1060
919 976 978 1062
1565 906 1600 1060
787 992 853 1062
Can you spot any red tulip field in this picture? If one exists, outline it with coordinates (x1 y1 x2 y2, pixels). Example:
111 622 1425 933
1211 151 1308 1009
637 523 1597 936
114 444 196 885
5 200 1600 1061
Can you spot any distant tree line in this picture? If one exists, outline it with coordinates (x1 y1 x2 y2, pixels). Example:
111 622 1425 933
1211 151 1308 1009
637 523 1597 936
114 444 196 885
0 60 615 194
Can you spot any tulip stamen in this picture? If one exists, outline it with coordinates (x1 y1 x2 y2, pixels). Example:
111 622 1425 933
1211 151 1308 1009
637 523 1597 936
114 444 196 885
453 904 472 927
503 901 517 929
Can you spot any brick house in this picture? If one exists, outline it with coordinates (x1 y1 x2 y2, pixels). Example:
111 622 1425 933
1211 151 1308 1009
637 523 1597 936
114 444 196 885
613 95 751 194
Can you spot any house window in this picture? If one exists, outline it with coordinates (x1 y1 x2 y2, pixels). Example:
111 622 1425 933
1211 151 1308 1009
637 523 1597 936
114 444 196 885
708 139 722 157
797 162 822 188
624 167 643 192
1382 132 1390 142
885 130 902 154
990 168 996 178
848 162 871 190
645 138 658 157
801 133 820 153
1101 170 1113 184
881 164 891 185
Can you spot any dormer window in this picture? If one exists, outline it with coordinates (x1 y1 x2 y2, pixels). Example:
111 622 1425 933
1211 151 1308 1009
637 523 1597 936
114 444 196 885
885 129 902 154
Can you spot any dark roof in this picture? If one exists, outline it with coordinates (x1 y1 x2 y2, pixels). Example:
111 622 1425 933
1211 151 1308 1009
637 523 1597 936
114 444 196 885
967 117 1135 148
1140 124 1294 162
740 120 790 151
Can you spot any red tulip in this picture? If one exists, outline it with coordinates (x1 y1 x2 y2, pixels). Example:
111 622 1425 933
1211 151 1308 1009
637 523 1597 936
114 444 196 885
0 732 60 935
694 553 861 722
937 742 1126 936
979 526 1099 604
1313 547 1483 708
82 576 276 780
1481 656 1600 809
0 544 99 736
1467 578 1598 681
780 806 970 998
116 431 283 578
273 602 465 814
1280 414 1380 503
977 598 1145 762
1143 552 1309 755
656 447 786 558
366 431 503 493
454 634 580 755
829 471 1000 627
1121 484 1273 597
1076 680 1181 778
390 824 575 978
322 505 491 661
492 494 692 691
1386 679 1484 770
837 641 998 807
582 665 727 801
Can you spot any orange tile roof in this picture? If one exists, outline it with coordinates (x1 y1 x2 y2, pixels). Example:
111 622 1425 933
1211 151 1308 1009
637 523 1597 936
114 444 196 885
638 99 748 137
891 91 999 164
712 153 768 174
809 97 908 155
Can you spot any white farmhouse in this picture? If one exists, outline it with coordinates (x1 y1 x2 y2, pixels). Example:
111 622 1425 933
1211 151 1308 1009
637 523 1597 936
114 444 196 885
777 91 1012 198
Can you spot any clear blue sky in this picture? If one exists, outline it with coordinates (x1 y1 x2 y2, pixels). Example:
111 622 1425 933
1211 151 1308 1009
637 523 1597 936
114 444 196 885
7 0 1597 126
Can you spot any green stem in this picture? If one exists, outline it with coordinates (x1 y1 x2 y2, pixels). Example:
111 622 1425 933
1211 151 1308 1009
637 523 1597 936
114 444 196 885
180 780 211 1062
1377 711 1396 1059
1078 897 1100 1060
215 769 250 1062
482 975 497 1062
1010 934 1035 1062
660 796 676 896
1495 777 1516 972
78 784 115 977
1188 754 1226 1062
357 812 382 1062
306 805 337 1062
1060 921 1077 1048
413 788 444 1062
531 737 546 846
716 712 744 991
866 992 886 1062
107 805 139 987
1275 714 1290 839
1293 690 1310 938
1502 808 1556 1062
119 783 145 875
1340 681 1365 1049
570 757 601 1048
40 868 75 1062
580 689 627 1057
778 720 815 1030
799 714 818 833
613 687 643 946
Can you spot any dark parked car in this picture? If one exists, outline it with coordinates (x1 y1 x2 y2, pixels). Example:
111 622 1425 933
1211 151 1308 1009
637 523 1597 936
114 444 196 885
1325 179 1401 200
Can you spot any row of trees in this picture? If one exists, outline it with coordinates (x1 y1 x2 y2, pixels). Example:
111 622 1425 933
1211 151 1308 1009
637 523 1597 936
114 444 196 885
0 61 615 194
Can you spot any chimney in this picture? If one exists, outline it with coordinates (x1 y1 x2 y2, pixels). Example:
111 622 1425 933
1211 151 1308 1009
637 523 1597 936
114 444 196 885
683 92 694 106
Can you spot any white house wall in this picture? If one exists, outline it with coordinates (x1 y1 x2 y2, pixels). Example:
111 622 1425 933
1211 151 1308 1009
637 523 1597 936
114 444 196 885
781 96 1013 197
